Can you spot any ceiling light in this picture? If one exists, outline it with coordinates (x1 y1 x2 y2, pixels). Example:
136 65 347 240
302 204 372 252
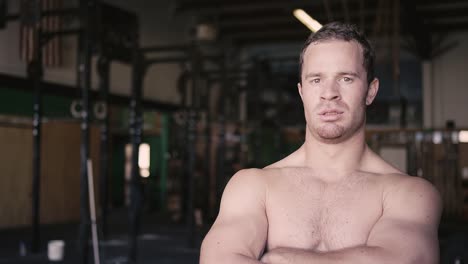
459 131 468 143
432 131 442 144
293 9 322 32
138 143 150 169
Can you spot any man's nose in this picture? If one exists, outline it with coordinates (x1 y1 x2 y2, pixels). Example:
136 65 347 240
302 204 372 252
320 83 341 101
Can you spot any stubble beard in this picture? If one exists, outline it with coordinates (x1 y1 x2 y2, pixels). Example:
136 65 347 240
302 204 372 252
309 111 366 144
316 123 345 140
308 122 346 144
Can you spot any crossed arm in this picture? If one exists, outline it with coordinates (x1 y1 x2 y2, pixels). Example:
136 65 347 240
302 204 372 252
200 172 442 264
261 219 438 264
200 169 268 264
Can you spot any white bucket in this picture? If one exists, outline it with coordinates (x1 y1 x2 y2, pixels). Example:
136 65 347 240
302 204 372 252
47 240 65 261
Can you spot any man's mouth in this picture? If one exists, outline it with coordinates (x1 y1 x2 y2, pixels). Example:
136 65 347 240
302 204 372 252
322 111 341 116
319 109 344 116
318 110 344 121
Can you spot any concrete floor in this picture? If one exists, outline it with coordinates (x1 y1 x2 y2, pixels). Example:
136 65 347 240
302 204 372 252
0 209 203 264
1 210 467 264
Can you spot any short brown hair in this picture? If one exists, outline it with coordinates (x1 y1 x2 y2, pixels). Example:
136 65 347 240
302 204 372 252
299 22 375 85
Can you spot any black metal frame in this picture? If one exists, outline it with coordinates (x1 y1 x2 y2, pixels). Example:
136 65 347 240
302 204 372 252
1 1 235 262
126 44 190 261
97 56 110 239
126 43 228 256
77 1 95 263
29 6 43 253
128 49 145 264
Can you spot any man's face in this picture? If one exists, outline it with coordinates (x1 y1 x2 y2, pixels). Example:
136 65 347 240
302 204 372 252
298 40 378 143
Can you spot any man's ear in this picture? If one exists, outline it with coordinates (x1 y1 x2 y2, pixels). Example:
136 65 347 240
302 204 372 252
298 82 303 101
365 78 379 105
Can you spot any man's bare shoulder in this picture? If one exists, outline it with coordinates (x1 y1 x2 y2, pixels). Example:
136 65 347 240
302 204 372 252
226 168 276 191
218 168 283 217
362 147 440 198
378 173 442 220
360 147 441 215
380 172 440 198
230 167 284 184
224 166 291 200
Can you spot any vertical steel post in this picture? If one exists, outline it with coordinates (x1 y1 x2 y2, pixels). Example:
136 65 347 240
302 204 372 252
186 45 199 247
30 2 43 252
159 114 169 211
77 1 94 263
216 55 227 210
97 56 110 238
128 50 144 264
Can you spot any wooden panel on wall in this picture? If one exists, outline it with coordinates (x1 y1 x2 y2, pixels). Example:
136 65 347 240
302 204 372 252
0 126 33 228
40 122 100 224
0 121 101 229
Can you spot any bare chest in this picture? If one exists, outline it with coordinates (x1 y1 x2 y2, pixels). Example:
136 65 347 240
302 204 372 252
266 174 383 251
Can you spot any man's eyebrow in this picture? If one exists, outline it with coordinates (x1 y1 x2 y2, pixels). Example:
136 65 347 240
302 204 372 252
304 73 322 79
338 71 360 77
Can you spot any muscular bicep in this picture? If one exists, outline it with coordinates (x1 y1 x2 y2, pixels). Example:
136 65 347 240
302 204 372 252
200 169 268 263
367 177 442 264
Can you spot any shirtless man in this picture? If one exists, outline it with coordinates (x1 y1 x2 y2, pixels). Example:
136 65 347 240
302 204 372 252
200 22 442 264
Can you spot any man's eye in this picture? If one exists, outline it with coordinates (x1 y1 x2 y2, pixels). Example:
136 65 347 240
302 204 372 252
311 78 320 83
343 77 352 82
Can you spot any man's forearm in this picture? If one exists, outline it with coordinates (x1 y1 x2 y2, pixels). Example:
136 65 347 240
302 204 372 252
201 252 264 264
261 246 398 264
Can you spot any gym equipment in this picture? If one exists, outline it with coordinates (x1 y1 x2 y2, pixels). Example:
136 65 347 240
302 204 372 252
130 45 194 252
128 48 144 263
132 42 231 251
1 0 139 261
96 56 110 239
76 1 96 263
87 159 101 264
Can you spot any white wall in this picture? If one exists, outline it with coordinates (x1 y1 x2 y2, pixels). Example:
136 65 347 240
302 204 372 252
0 0 194 104
431 32 468 128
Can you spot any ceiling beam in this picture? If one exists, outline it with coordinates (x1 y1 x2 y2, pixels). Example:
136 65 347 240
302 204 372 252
225 28 310 40
218 8 392 29
417 7 468 18
223 23 384 42
415 1 468 11
175 0 339 14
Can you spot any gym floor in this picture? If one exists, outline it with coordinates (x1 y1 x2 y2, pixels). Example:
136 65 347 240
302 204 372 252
1 212 468 263
0 209 203 264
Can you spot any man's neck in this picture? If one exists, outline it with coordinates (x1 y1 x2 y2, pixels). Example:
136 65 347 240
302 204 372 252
300 128 368 179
